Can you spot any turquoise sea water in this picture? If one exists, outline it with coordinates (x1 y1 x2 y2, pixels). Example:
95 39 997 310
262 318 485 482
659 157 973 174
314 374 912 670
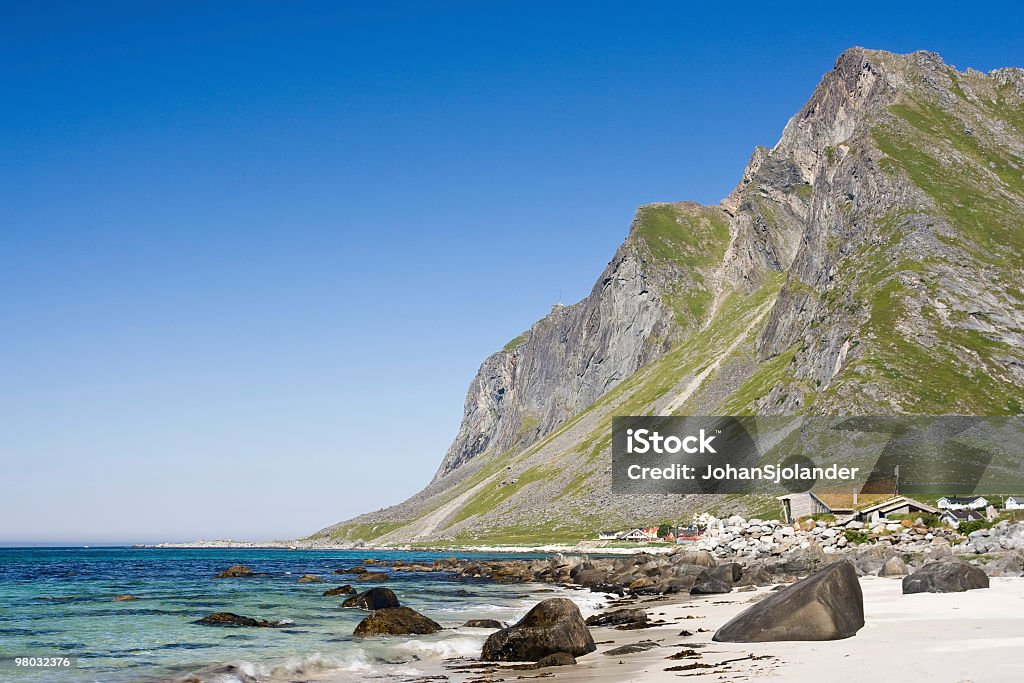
0 547 606 682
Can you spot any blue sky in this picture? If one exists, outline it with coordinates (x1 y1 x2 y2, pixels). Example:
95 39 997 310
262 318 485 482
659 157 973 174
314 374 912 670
2 1 1022 543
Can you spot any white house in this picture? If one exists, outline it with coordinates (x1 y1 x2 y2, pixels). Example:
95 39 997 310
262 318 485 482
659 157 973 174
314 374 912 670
1005 496 1024 511
622 528 653 542
598 530 619 540
937 496 988 510
940 509 983 526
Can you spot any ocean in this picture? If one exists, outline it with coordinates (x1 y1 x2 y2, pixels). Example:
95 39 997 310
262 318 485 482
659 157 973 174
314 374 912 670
0 547 608 682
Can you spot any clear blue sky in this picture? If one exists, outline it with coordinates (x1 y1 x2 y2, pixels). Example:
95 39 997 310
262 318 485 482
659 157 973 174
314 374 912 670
2 1 1022 544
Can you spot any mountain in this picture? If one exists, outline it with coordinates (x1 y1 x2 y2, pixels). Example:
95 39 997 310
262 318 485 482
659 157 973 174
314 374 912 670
315 48 1024 546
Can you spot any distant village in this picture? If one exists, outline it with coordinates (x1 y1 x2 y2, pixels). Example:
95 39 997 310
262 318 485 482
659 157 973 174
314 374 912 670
596 493 1024 543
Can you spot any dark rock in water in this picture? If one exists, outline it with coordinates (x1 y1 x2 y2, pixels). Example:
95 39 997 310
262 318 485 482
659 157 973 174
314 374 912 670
356 571 389 582
334 566 367 574
112 594 139 602
536 652 577 667
603 640 660 655
177 663 259 683
353 606 441 636
194 612 281 627
215 565 254 578
463 619 505 628
902 561 989 594
322 585 356 597
713 561 864 642
585 608 647 627
341 587 401 610
297 574 323 583
481 598 596 662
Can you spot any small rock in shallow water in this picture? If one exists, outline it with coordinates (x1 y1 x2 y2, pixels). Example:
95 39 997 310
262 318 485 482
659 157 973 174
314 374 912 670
463 619 504 628
215 565 254 579
194 612 281 627
353 606 441 636
322 585 355 597
341 587 401 610
297 574 323 583
112 594 139 601
356 571 389 582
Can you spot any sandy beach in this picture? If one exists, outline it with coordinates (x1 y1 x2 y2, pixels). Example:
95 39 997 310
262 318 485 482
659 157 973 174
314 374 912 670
329 576 1024 683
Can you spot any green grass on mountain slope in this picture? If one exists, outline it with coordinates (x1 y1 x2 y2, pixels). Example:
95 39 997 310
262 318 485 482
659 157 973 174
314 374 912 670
873 99 1024 270
631 203 731 326
854 98 1024 412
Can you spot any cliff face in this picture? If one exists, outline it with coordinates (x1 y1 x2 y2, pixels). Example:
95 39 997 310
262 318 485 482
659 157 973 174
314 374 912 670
435 201 731 479
317 48 1024 545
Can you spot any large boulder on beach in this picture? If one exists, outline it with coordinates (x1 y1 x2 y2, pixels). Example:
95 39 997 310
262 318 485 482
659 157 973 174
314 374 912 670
584 608 647 627
215 565 254 578
481 598 596 662
878 557 908 577
352 606 441 636
341 587 401 610
902 560 989 594
194 612 281 627
713 561 864 642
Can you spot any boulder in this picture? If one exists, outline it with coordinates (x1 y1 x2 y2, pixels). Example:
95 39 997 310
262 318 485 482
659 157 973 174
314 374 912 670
322 585 356 597
463 618 504 628
215 565 254 578
356 571 389 582
335 566 367 574
297 574 323 583
536 652 576 667
341 587 401 610
584 608 647 627
902 561 989 594
713 561 864 642
878 557 907 577
481 598 596 662
194 612 281 627
353 606 441 636
112 594 139 601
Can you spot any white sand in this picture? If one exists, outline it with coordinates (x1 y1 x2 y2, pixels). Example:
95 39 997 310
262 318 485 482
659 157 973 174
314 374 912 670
557 577 1024 683
311 577 1024 683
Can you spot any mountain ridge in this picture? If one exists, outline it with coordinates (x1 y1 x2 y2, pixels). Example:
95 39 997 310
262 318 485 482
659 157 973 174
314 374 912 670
316 47 1024 545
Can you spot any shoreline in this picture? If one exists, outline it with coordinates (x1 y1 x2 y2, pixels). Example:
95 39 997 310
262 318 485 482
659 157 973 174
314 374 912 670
303 576 1024 683
136 540 679 555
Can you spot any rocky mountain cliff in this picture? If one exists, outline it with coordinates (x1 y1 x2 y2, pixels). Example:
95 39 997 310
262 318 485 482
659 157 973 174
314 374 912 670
316 48 1024 545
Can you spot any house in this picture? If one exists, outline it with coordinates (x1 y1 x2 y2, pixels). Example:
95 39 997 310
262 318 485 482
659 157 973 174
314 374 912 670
937 496 989 510
1005 496 1024 511
622 528 653 543
777 491 832 523
597 530 619 541
853 496 938 524
940 509 983 526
